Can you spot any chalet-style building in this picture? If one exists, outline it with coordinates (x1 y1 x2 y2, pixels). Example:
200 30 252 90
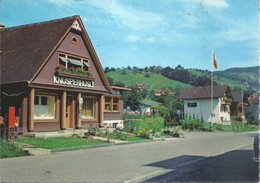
230 90 248 119
248 94 260 120
179 85 233 124
136 83 150 91
152 87 174 97
0 16 129 133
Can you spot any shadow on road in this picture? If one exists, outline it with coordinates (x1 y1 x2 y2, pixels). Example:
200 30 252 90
144 149 259 182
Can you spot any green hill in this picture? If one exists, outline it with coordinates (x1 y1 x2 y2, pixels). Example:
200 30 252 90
106 70 192 90
215 66 259 91
187 69 249 90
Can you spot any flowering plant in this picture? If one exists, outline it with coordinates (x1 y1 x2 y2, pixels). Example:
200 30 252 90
56 65 93 78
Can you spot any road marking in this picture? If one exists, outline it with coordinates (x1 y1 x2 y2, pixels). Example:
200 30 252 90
124 143 252 183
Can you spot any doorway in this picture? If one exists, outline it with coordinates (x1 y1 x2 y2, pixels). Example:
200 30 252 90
66 96 74 128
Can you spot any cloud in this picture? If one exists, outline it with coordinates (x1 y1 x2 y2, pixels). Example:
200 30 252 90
189 0 229 8
145 37 156 43
125 35 140 42
86 0 164 30
219 19 258 41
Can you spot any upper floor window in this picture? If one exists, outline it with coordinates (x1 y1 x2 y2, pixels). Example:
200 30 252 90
58 53 91 71
187 102 197 107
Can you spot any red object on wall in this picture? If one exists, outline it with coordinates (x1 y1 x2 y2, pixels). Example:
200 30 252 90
8 106 15 127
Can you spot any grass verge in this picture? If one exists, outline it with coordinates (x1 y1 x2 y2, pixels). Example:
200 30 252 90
17 137 107 149
0 138 28 159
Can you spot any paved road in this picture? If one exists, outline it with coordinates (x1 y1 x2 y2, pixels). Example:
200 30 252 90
145 144 259 182
0 131 258 182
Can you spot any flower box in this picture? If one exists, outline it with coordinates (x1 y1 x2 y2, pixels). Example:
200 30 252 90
55 67 94 81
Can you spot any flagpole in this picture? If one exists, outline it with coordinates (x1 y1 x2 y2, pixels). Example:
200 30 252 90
211 50 214 130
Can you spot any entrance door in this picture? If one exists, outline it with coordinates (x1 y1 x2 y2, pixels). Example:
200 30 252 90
66 96 73 128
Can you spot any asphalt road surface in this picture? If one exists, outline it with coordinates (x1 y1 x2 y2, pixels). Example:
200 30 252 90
0 131 258 182
145 144 258 182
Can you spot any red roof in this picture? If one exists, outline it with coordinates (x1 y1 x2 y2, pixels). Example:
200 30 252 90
179 85 230 99
0 16 78 84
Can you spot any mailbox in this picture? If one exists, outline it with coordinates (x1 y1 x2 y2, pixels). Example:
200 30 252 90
8 106 15 127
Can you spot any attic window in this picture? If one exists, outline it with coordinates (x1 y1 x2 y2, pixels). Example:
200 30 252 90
72 37 78 44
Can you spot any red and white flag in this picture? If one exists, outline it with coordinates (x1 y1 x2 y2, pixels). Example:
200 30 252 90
213 51 217 70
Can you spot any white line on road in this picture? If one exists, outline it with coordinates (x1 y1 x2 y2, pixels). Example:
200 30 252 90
124 143 252 183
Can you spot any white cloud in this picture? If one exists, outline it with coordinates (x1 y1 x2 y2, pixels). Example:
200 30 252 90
125 35 140 42
47 0 74 6
86 0 164 30
145 37 156 43
219 19 258 41
189 0 229 8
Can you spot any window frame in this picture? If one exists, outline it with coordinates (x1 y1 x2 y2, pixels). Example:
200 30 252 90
71 36 78 44
34 92 59 122
81 96 97 120
187 102 197 108
104 96 120 112
58 52 90 71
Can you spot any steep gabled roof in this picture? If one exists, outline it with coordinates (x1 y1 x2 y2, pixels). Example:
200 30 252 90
179 85 230 100
0 15 112 92
140 99 162 107
231 90 243 103
1 16 77 84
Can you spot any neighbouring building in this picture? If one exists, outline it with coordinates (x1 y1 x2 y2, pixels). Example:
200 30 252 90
179 85 233 124
0 15 129 133
136 83 150 91
248 94 260 120
152 87 174 97
230 90 248 119
139 99 162 115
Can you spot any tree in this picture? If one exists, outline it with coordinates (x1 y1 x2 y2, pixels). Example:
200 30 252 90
122 69 127 75
123 85 142 111
127 66 132 70
245 101 258 125
104 67 110 73
106 76 114 85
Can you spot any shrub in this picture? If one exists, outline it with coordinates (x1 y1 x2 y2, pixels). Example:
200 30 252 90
0 138 28 158
164 127 184 138
182 119 212 131
134 116 165 136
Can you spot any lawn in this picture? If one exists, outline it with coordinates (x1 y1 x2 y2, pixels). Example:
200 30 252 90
0 138 28 159
17 137 107 149
106 70 191 90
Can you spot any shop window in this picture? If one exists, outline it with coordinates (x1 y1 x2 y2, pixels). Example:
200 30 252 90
34 95 56 120
104 96 120 112
82 98 96 119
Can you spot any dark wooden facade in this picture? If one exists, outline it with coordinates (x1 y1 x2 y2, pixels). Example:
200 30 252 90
0 16 128 133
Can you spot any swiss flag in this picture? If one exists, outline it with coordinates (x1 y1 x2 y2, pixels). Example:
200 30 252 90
213 51 218 70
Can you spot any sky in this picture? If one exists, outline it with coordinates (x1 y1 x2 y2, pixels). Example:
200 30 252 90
1 0 259 71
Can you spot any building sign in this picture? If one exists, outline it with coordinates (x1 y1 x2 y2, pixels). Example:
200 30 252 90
54 76 94 88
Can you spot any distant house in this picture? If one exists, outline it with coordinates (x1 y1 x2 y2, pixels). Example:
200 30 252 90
140 99 162 115
230 90 248 119
152 87 173 97
136 83 150 91
179 85 233 124
248 94 260 120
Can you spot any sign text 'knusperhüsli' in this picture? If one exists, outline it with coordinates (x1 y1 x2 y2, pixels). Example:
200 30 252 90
54 76 94 88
